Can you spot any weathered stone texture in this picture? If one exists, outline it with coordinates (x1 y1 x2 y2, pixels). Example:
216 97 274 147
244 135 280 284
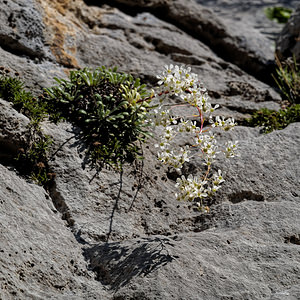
276 4 300 62
0 163 109 299
0 0 300 299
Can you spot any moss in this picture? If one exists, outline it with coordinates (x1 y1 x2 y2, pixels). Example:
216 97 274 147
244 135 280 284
265 6 292 24
0 67 48 122
247 104 300 133
0 67 52 186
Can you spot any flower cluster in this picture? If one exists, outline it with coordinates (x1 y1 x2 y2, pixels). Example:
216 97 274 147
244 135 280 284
175 169 225 201
151 65 238 209
211 116 236 131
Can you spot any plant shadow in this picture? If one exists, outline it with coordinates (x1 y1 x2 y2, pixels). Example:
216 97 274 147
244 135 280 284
84 237 177 290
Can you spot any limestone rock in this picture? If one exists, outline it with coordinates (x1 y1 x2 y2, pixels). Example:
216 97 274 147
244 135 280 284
198 0 299 66
1 0 300 299
0 0 282 116
276 4 300 62
0 0 47 59
0 163 109 299
0 99 29 163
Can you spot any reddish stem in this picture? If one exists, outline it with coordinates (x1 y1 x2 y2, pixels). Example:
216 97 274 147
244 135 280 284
136 90 170 103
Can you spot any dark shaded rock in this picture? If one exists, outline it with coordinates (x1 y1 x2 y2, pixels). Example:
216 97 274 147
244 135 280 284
276 4 300 61
198 0 298 59
95 0 283 84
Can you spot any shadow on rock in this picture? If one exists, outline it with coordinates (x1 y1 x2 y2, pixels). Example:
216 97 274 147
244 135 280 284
84 237 177 290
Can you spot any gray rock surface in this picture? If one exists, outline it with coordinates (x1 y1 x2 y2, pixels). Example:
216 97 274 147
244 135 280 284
0 159 108 299
0 99 29 162
99 0 286 83
276 4 300 61
197 0 298 50
1 0 300 299
44 121 300 300
0 0 47 59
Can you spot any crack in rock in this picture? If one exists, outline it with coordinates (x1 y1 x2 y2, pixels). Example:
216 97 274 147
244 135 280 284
0 34 44 60
84 0 276 84
48 181 75 228
143 36 192 56
228 190 265 204
284 234 300 245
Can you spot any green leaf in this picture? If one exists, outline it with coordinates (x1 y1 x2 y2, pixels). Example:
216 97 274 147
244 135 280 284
85 119 96 123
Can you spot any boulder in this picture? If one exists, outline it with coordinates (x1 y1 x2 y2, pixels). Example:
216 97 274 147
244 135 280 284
198 0 299 63
1 95 300 299
93 0 280 83
1 0 300 299
0 156 108 299
276 4 300 62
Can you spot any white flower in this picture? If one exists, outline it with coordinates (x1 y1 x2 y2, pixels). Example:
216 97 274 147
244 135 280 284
152 65 238 205
155 140 170 150
178 119 199 133
175 174 208 201
212 169 225 186
224 141 238 158
149 107 172 127
157 146 191 171
212 116 236 131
